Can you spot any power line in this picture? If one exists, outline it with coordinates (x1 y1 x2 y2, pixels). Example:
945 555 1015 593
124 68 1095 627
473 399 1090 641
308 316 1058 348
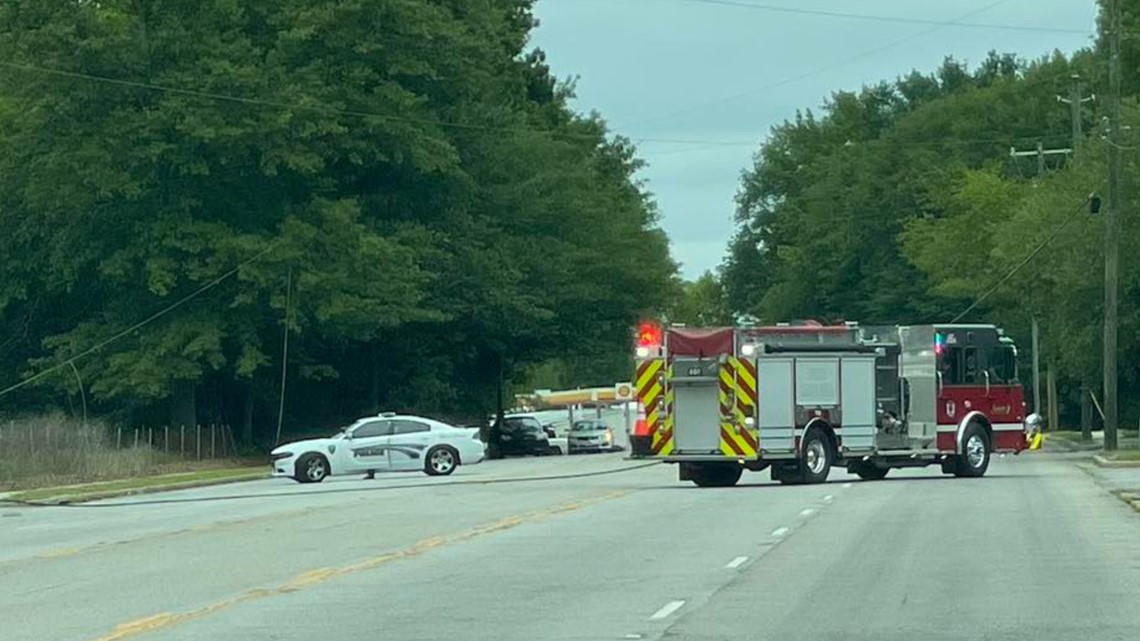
0 244 276 399
0 60 720 148
669 0 1088 34
626 0 1016 130
949 191 1097 323
0 61 1085 152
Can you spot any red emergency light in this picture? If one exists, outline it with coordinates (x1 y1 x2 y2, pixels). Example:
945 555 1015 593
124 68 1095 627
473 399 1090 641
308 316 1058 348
637 321 663 348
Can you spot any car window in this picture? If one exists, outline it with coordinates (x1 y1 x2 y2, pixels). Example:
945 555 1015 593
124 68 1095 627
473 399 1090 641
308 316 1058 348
392 420 430 435
351 420 390 439
573 421 601 431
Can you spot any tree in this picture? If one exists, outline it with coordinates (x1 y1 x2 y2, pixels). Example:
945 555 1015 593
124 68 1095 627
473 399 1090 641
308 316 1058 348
0 0 676 443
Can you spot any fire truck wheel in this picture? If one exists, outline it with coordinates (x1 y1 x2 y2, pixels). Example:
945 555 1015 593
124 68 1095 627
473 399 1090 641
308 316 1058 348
953 423 991 478
799 428 833 484
690 463 743 488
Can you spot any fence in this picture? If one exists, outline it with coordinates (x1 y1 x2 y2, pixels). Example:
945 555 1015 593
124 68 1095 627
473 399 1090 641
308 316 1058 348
0 421 237 461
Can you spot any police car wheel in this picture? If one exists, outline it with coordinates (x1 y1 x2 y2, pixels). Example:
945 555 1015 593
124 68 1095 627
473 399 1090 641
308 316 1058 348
953 423 991 478
294 453 329 484
424 446 458 476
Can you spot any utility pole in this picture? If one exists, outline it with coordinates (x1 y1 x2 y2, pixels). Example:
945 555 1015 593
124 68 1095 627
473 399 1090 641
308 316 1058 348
1103 0 1122 452
1011 145 1069 423
1057 74 1095 151
1032 317 1041 417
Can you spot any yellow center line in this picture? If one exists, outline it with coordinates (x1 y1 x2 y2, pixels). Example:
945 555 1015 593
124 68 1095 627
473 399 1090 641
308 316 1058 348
89 490 628 641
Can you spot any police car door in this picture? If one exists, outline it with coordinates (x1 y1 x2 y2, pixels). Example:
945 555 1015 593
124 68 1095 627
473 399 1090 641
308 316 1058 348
346 419 393 473
387 419 433 471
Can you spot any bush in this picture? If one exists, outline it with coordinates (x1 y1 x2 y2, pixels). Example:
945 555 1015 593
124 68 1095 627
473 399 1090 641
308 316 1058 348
0 414 238 490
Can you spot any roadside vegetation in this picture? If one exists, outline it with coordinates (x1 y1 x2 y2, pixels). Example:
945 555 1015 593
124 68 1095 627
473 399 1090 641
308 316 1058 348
0 1 676 452
0 414 259 492
708 0 1140 431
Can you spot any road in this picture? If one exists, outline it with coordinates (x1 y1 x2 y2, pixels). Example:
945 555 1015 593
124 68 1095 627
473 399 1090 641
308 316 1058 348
3 451 1140 641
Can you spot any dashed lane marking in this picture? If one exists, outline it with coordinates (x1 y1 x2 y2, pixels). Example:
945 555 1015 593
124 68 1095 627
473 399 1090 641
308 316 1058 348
771 527 789 538
650 600 686 620
724 556 749 569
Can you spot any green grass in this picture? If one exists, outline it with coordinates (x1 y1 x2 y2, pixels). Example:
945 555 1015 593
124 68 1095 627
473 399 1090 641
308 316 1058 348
1105 450 1140 462
1047 431 1087 442
8 467 268 502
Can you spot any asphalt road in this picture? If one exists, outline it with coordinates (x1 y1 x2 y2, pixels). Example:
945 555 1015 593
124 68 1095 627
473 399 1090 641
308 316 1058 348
4 452 1140 641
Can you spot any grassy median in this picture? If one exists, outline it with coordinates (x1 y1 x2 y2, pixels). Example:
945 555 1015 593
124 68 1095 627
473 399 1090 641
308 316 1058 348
7 467 269 503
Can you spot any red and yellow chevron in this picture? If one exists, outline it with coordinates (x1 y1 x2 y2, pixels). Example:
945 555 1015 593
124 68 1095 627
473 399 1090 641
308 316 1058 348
652 364 675 456
719 357 758 457
636 358 669 455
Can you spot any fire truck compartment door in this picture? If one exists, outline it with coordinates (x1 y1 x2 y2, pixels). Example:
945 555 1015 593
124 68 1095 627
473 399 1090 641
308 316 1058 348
757 358 795 453
840 356 876 450
672 380 723 453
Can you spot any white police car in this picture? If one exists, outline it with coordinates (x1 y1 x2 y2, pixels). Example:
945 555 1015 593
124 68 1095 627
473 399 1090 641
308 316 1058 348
271 413 486 483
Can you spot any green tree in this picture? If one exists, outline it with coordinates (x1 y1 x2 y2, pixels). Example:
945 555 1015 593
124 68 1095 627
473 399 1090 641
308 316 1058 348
0 0 676 443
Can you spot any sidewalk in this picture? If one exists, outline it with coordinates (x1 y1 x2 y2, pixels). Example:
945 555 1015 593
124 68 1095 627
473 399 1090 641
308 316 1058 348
1077 456 1140 513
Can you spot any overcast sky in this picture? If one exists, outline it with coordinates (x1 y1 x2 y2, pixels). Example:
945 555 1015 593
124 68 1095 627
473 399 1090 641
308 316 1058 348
530 0 1099 279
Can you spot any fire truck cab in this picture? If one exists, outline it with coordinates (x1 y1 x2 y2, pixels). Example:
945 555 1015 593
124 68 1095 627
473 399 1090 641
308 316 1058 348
629 321 1032 487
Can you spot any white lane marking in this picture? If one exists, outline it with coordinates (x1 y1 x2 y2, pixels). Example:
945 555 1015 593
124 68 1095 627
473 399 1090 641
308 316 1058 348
724 556 749 569
843 483 853 488
650 600 686 620
771 526 789 538
823 494 834 502
799 508 815 517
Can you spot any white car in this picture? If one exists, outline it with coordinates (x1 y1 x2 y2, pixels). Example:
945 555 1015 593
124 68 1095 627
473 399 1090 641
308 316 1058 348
271 413 485 483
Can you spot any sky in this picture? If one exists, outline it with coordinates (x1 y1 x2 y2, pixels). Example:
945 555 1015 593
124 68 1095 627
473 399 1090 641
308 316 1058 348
529 0 1100 279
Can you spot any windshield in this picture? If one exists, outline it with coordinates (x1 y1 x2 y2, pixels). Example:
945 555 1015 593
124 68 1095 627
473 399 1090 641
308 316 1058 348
573 422 604 431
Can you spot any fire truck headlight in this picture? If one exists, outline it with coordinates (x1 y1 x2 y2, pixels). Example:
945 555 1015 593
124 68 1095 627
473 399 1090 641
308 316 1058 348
740 343 757 357
635 346 650 358
745 417 755 428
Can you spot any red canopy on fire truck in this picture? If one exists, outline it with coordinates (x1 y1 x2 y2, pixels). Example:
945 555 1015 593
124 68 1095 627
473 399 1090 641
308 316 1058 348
666 327 734 357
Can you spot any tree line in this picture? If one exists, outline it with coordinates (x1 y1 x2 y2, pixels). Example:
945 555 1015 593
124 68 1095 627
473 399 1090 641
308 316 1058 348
0 0 677 446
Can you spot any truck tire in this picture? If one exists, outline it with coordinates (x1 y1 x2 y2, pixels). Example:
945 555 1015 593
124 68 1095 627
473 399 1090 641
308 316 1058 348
850 461 889 481
690 463 743 488
799 427 833 484
953 423 991 478
855 465 889 481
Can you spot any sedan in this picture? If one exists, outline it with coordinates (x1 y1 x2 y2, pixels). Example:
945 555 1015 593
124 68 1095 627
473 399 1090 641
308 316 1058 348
270 413 485 483
568 419 614 454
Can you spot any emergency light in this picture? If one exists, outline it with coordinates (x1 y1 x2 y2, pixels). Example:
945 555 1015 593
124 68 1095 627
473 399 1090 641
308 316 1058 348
637 321 663 348
935 332 946 356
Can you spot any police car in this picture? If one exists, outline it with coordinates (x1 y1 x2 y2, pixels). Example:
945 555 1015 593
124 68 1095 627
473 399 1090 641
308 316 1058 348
271 413 486 483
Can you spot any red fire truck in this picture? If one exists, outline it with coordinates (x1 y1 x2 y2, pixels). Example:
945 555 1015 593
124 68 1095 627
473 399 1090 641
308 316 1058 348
629 321 1034 487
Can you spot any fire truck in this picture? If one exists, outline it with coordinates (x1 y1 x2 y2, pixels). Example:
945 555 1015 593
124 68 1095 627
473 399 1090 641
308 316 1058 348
629 321 1035 487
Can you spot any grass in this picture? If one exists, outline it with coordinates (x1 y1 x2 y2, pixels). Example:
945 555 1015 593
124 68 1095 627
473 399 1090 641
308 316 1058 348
7 467 268 502
1046 431 1087 442
1105 450 1140 462
0 414 261 493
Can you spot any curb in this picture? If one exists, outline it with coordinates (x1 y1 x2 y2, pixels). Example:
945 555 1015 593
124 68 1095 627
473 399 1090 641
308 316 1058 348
1093 455 1140 468
1110 490 1140 513
3 472 269 506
